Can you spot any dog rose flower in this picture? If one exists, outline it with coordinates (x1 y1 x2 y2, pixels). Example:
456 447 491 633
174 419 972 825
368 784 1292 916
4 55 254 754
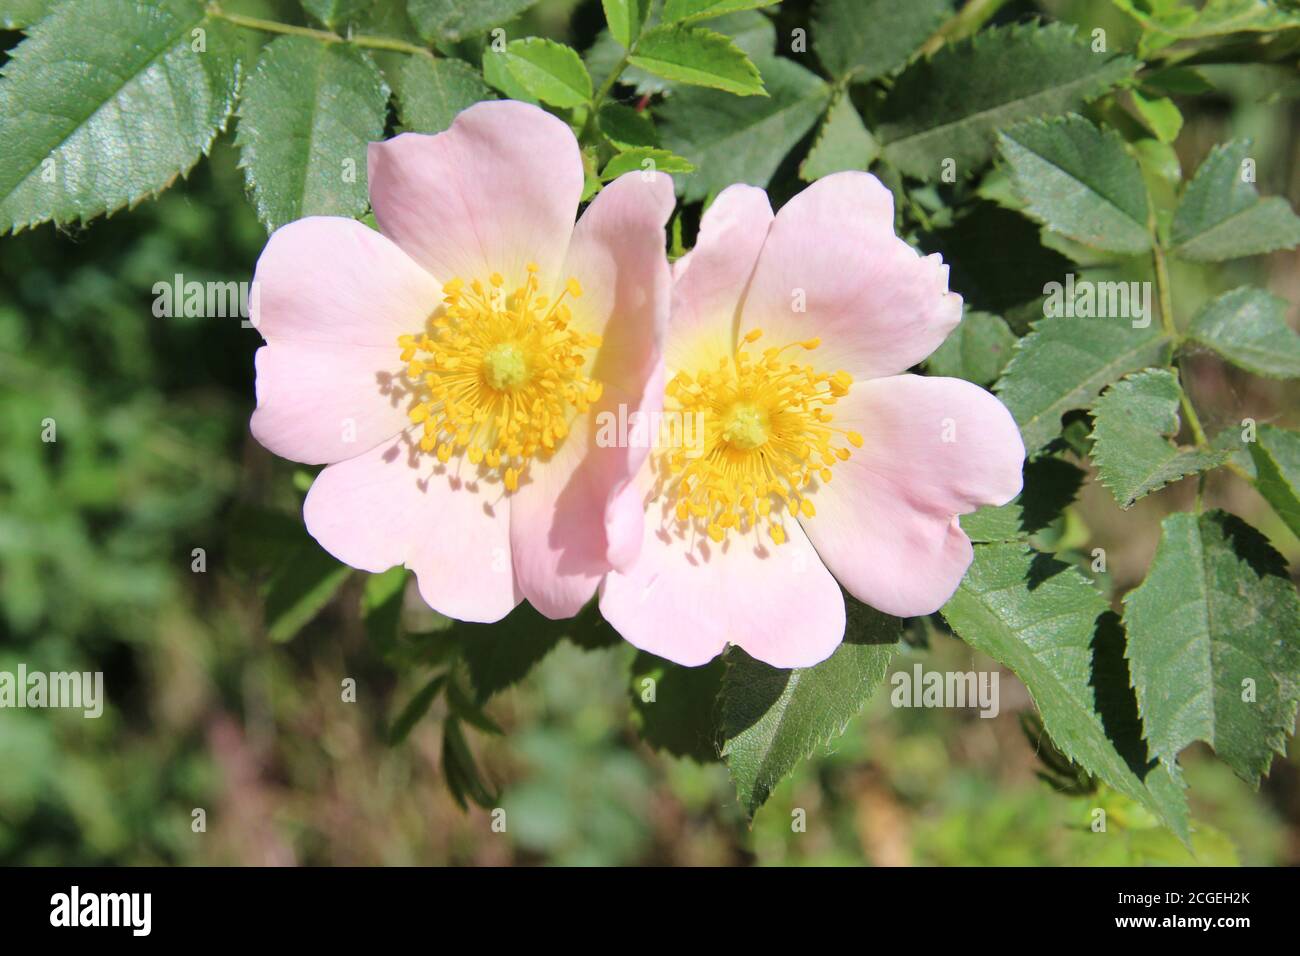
249 101 673 623
599 172 1025 668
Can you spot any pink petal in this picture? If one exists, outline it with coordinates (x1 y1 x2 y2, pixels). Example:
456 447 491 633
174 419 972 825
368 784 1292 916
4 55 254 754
800 374 1024 617
249 216 442 464
367 101 583 293
738 172 961 381
667 183 773 375
510 173 674 618
303 431 521 623
600 491 845 668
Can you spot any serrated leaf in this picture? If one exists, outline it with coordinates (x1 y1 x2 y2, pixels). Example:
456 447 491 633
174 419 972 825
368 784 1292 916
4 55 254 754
264 541 352 643
719 598 899 817
877 22 1137 181
1090 369 1226 509
997 115 1151 254
659 53 829 202
630 652 725 762
960 455 1086 542
0 0 241 234
1123 510 1300 786
812 0 950 82
1170 139 1300 261
481 47 536 102
941 543 1190 840
1187 286 1300 380
597 102 659 149
925 309 1017 386
301 0 371 29
1130 89 1182 144
235 37 389 231
395 55 494 134
586 9 776 98
798 90 879 182
995 314 1170 454
602 0 651 48
442 717 496 809
1113 0 1300 39
662 0 777 23
501 37 592 108
1249 425 1300 540
406 0 540 42
600 147 694 181
629 25 765 96
388 673 447 745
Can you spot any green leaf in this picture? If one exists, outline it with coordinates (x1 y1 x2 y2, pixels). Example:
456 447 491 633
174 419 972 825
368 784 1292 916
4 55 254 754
1187 286 1300 380
1112 0 1300 39
264 542 352 643
442 717 496 809
1123 511 1300 786
602 0 651 48
719 598 899 817
812 0 950 82
925 309 1017 386
1090 369 1226 509
995 314 1170 455
235 37 389 232
996 115 1151 254
406 0 540 42
388 673 448 744
600 147 694 180
942 544 1190 840
1249 425 1300 540
1170 139 1300 261
362 567 408 657
629 25 765 97
662 0 778 23
395 55 494 134
960 456 1086 542
0 0 242 234
798 90 879 182
301 0 371 29
630 652 725 762
481 47 536 103
1130 89 1182 144
877 22 1137 182
597 102 659 149
658 54 829 202
500 37 592 108
0 0 54 29
450 601 616 703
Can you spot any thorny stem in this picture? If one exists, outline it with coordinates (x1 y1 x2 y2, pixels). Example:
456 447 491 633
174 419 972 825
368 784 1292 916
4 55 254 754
207 4 435 57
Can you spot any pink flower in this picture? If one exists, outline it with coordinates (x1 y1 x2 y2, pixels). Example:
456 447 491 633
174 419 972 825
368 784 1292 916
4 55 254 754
249 101 674 623
599 173 1026 668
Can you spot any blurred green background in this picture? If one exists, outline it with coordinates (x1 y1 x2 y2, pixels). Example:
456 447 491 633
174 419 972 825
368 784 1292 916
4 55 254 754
1 0 1299 865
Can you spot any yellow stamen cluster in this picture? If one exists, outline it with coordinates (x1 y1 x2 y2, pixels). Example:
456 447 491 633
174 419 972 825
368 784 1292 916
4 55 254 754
655 328 862 545
398 265 602 492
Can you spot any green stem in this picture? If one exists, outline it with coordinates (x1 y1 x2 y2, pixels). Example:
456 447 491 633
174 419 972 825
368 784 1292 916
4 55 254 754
208 4 434 57
1152 241 1211 450
919 0 1011 56
580 49 632 144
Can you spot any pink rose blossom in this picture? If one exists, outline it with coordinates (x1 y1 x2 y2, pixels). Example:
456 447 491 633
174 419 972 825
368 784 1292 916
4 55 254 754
599 172 1026 668
249 100 673 623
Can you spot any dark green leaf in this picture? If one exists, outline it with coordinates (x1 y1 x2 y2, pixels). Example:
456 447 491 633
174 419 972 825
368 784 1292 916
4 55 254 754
407 0 540 42
1123 511 1300 786
0 0 241 233
925 309 1017 386
812 0 950 82
264 542 352 643
1187 286 1300 380
395 55 494 134
877 22 1137 181
235 37 389 231
388 672 447 744
597 102 660 149
960 456 1086 542
798 90 879 182
629 652 725 762
1249 425 1300 540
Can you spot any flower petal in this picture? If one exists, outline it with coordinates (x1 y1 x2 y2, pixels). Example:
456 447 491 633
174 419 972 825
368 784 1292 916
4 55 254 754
248 216 442 464
667 183 772 375
600 493 845 668
738 172 961 380
800 374 1024 617
510 173 674 618
367 100 583 292
303 430 521 623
